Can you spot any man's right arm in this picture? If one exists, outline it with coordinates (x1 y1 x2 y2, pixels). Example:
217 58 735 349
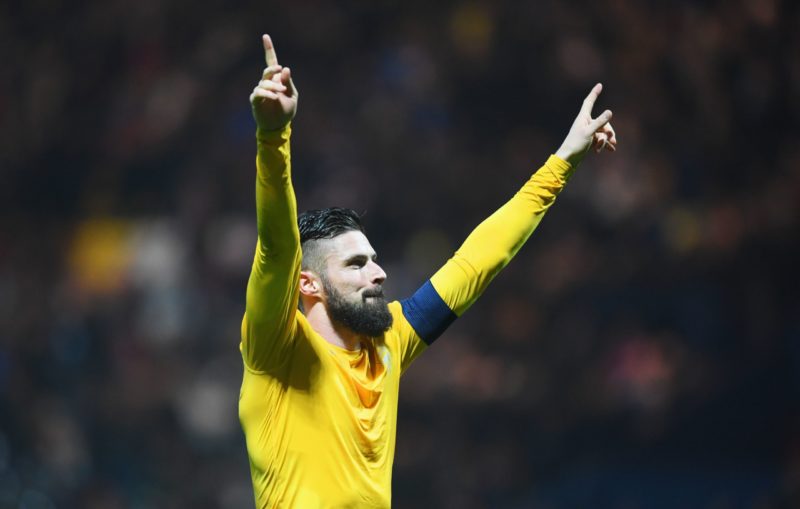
240 35 301 372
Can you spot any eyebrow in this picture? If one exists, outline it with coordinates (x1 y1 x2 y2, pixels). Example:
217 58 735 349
342 253 378 265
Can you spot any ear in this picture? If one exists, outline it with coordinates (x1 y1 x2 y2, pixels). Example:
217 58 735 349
299 270 322 298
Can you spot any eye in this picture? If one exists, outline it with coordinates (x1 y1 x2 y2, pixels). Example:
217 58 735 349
346 257 367 269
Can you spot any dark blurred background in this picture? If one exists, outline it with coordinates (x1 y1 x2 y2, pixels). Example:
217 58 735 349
2 0 799 507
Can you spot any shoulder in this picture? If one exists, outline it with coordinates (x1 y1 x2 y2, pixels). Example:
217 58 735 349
384 300 417 347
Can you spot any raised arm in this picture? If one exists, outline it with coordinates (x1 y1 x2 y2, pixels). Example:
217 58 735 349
401 84 617 344
241 35 302 372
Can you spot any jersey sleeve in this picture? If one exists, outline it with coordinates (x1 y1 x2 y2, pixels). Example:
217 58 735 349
240 124 303 373
400 155 575 348
385 301 429 374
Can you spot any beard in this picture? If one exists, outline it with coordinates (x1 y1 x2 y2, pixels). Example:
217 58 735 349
321 277 393 337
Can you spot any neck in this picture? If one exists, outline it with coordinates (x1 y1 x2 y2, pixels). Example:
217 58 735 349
303 301 364 351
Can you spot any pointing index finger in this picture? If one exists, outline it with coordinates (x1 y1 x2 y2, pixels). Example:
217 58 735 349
580 83 603 116
263 34 279 67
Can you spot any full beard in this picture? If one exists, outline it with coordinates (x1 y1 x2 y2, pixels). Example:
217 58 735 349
322 277 393 338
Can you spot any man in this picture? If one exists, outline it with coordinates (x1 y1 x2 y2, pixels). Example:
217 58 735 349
239 34 617 508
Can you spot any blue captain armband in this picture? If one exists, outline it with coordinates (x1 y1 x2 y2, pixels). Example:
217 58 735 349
400 280 457 345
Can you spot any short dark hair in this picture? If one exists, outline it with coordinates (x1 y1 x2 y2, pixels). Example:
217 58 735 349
298 208 365 273
298 207 365 244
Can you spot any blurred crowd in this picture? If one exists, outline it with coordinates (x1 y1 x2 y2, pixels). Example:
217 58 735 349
2 0 799 507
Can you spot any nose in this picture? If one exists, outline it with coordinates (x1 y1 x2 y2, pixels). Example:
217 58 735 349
369 260 387 285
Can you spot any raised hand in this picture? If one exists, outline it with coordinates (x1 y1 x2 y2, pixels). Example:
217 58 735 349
251 34 298 131
555 83 617 167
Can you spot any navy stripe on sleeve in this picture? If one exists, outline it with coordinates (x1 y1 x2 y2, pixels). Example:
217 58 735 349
400 280 457 345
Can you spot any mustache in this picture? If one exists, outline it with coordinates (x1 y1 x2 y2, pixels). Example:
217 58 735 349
362 287 385 300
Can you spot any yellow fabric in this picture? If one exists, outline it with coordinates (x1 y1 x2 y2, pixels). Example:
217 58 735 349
239 124 574 508
240 125 425 508
430 154 574 316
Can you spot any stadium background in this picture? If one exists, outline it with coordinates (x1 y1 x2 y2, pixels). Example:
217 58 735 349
2 0 799 507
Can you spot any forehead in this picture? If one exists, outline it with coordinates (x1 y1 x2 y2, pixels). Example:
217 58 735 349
323 230 376 262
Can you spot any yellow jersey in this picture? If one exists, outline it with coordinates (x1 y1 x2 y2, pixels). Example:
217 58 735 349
239 124 575 508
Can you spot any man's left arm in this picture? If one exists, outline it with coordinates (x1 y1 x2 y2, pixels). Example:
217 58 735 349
399 83 617 351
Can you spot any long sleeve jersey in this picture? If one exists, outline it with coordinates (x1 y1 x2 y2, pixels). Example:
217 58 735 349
239 124 575 508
